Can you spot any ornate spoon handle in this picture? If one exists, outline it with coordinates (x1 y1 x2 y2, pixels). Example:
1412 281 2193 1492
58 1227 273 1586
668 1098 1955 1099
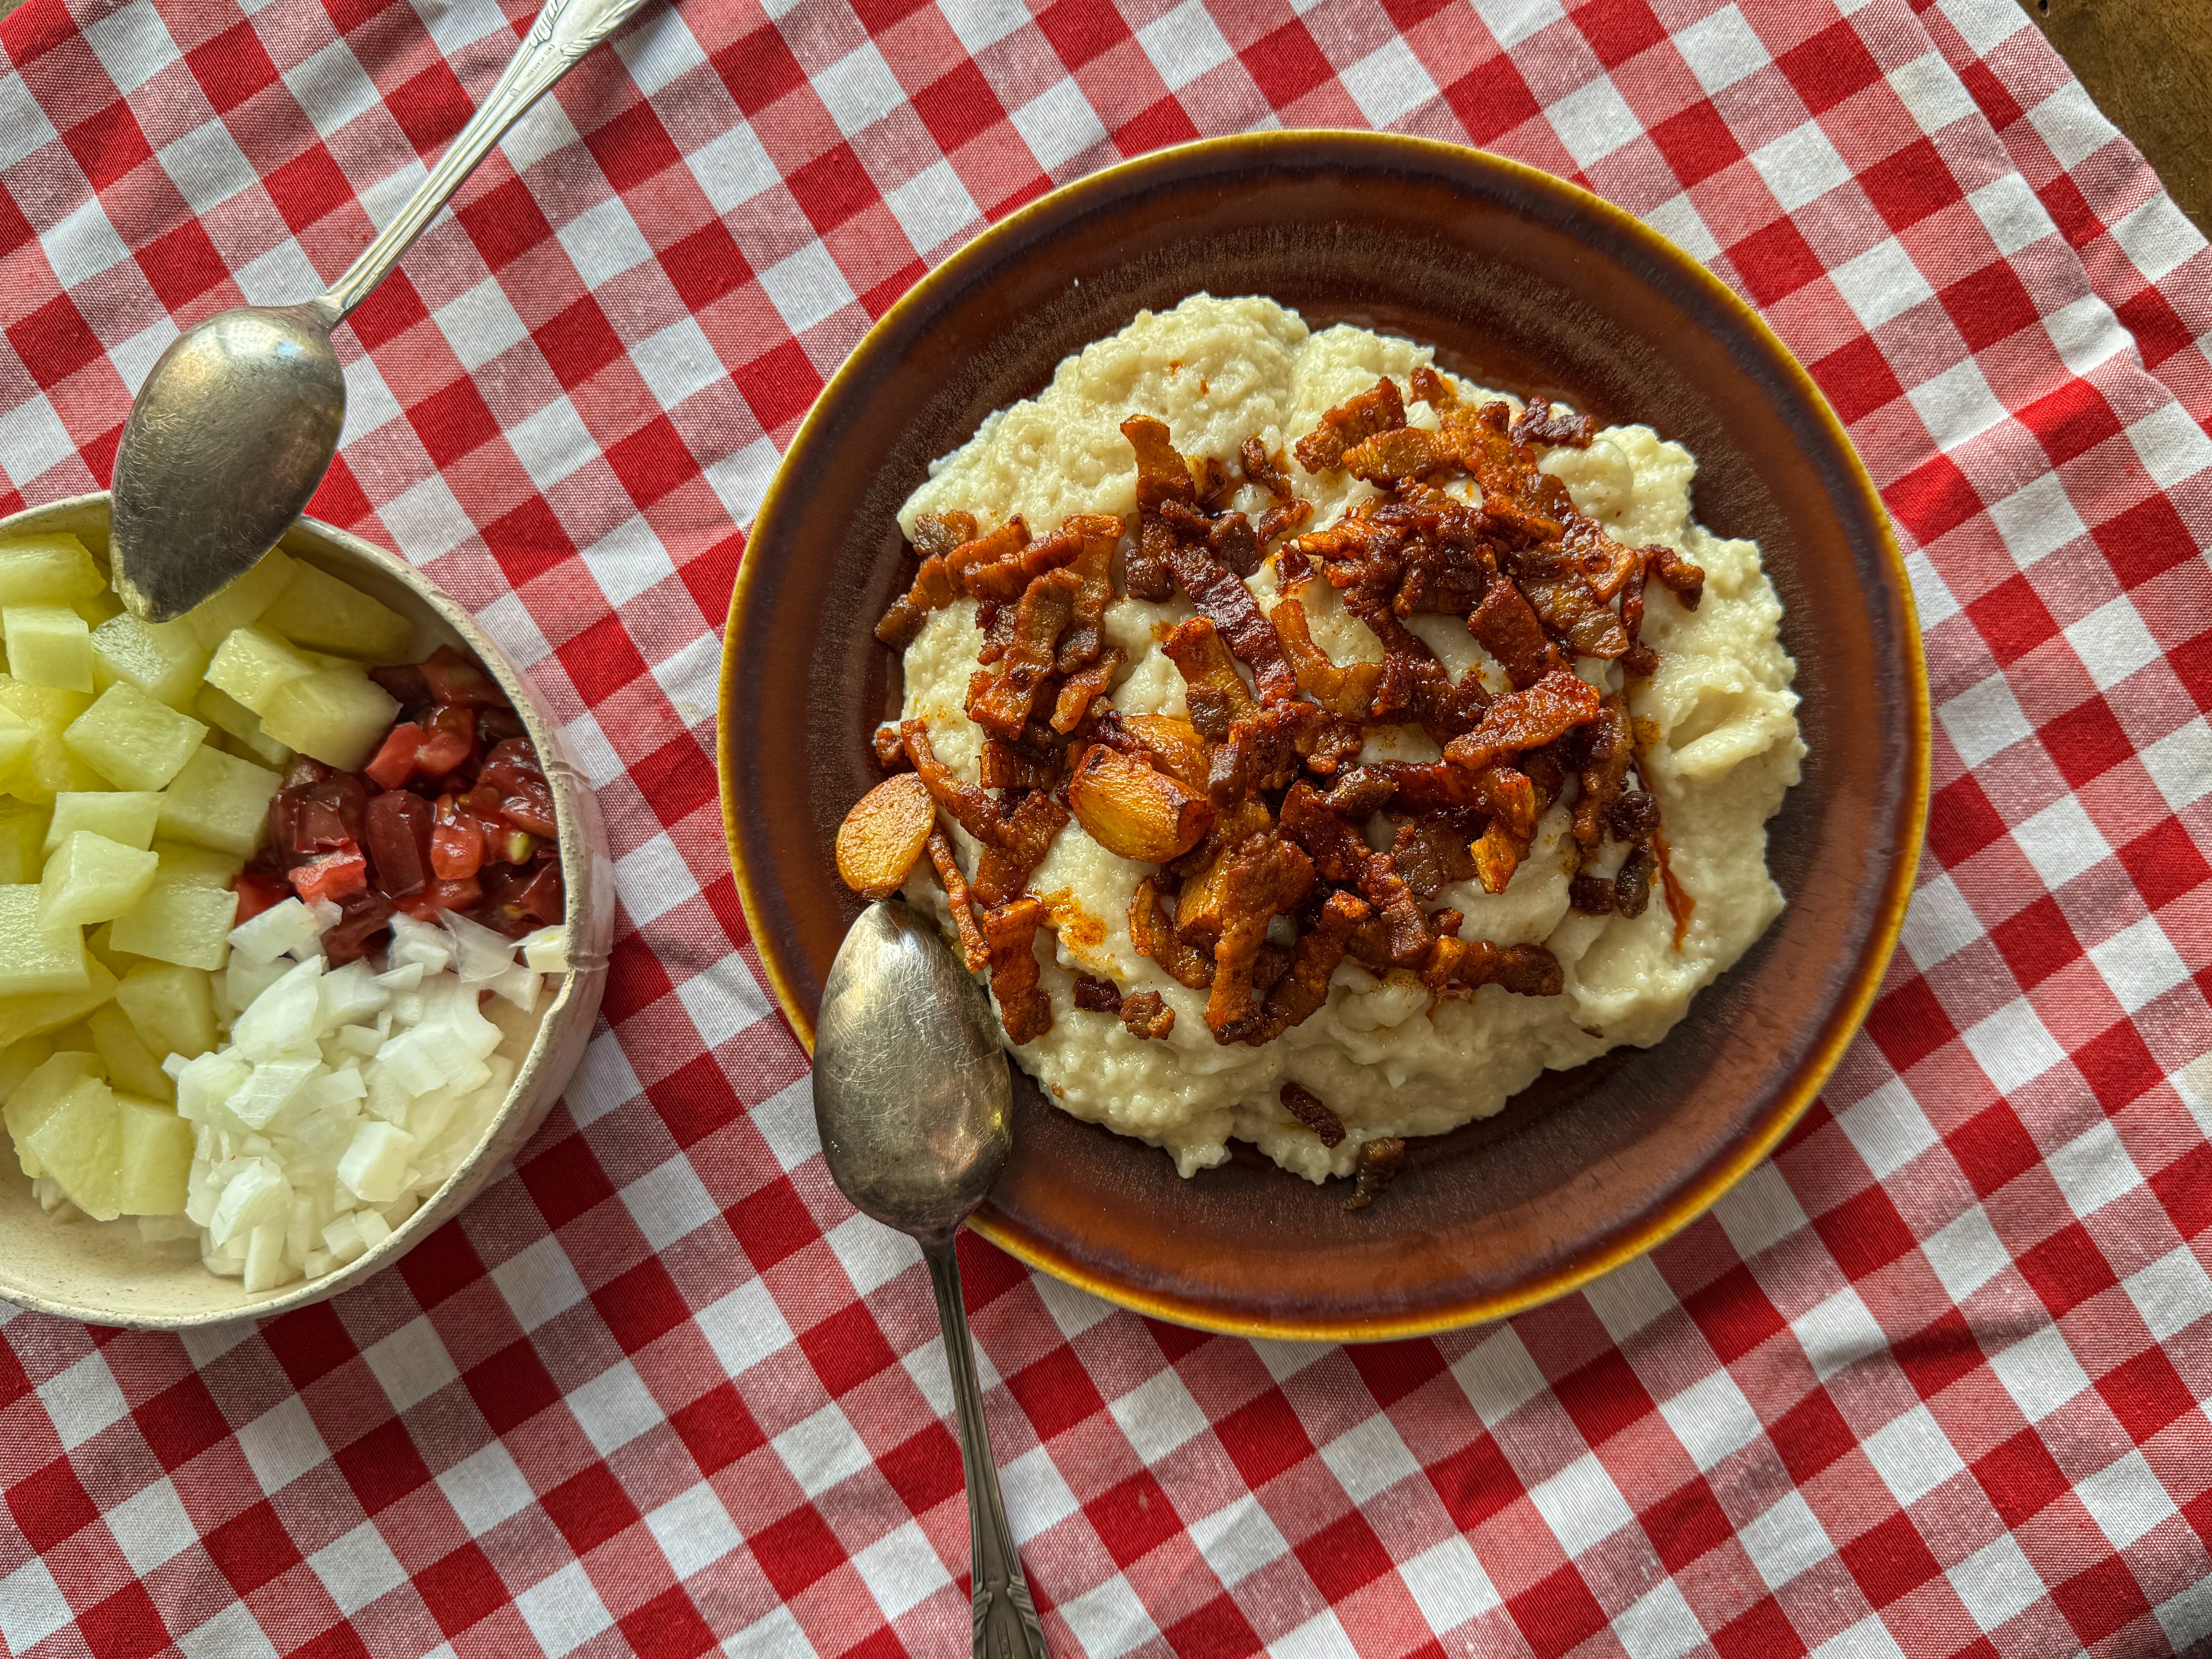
924 1240 1049 1659
314 0 653 322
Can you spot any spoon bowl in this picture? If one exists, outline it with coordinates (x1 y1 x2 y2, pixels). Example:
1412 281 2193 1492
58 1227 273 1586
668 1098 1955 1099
110 304 344 622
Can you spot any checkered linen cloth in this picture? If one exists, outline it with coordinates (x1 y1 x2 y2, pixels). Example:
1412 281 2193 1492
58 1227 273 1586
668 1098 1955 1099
1 0 2211 1650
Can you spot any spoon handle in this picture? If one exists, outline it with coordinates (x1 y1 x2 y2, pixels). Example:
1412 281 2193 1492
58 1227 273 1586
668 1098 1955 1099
924 1239 1050 1659
314 0 654 322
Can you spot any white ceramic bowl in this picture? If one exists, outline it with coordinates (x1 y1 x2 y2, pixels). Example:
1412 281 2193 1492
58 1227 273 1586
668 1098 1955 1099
0 494 613 1328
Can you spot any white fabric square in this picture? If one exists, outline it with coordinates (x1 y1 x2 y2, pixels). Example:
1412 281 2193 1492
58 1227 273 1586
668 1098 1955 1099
1138 0 1233 92
999 1443 1078 1532
1642 192 1721 261
285 39 383 140
2126 1245 2212 1343
631 315 727 410
760 240 857 334
726 1606 818 1658
237 239 325 307
1812 1615 1909 1659
2024 79 2112 171
1398 1535 1500 1630
1188 1494 1290 1586
2045 294 2128 376
505 94 581 172
1549 77 1644 168
1581 1253 1675 1342
1487 0 1564 46
437 278 531 373
41 1352 128 1449
824 1212 918 1299
1963 998 2068 1094
1659 1369 1762 1472
1343 38 1438 127
1949 1533 2043 1632
1863 1406 1965 1505
887 159 981 254
939 0 1030 55
1254 1339 1329 1383
2088 916 2189 1016
1013 79 1107 173
1938 673 2032 769
82 0 178 93
1830 238 1936 330
1674 5 1768 92
1901 874 1982 974
2078 1448 2178 1550
1991 1325 2092 1422
1617 1581 1704 1659
697 1275 797 1377
621 1154 719 1251
613 7 708 96
1908 357 2007 448
1740 1490 1834 1591
506 395 599 489
1320 1415 1421 1505
1528 1452 1633 1555
2065 598 2161 694
706 434 782 522
688 121 780 215
2010 794 2112 893
340 351 404 444
558 197 654 289
379 472 478 563
751 1075 819 1172
110 315 180 397
774 1401 872 1497
615 832 695 924
237 1395 329 1494
568 1359 663 1456
41 195 131 282
1109 1367 1210 1463
310 1522 408 1616
645 1482 742 1579
565 1025 644 1126
1923 1204 2010 1302
1888 51 1976 135
105 1478 196 1576
650 632 722 719
1792 1284 1885 1382
515 1560 614 1655
0 395 77 484
1453 1326 1548 1426
439 1440 537 1536
1275 1611 1358 1659
583 512 679 607
1751 123 1851 212
158 121 257 216
2145 719 2212 813
677 949 775 1044
0 1559 70 1654
2046 1117 2143 1217
1714 1162 1809 1260
0 73 58 171
365 1317 459 1412
1034 1272 1114 1340
177 1603 279 1659
852 1521 953 1619
414 0 507 54
1905 548 1960 626
1059 1574 1159 1659
493 1234 590 1332
818 41 906 136
2159 1577 2212 1651
1969 173 2054 257
2128 401 2212 489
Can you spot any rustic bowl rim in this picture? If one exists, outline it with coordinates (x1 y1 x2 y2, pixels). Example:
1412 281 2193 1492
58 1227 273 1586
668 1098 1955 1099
718 131 1931 1341
0 492 611 1330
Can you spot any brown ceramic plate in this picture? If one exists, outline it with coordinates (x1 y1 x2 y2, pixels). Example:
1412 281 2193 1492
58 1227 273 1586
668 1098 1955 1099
719 132 1928 1342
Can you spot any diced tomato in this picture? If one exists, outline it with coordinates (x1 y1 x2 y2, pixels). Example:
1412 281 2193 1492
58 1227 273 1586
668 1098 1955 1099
416 705 474 776
364 790 433 897
477 707 527 745
365 723 425 789
231 872 292 925
420 645 510 710
479 859 563 933
323 891 396 966
290 843 368 905
369 661 430 714
479 738 557 837
423 875 482 913
430 798 485 880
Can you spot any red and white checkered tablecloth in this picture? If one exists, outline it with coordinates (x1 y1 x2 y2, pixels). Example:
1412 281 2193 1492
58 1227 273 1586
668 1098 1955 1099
2 0 2211 1649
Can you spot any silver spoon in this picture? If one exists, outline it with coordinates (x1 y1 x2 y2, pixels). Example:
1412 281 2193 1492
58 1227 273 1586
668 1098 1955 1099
108 0 653 623
815 902 1049 1659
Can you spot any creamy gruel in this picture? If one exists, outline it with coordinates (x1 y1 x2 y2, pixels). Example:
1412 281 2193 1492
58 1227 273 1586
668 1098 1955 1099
891 295 1803 1181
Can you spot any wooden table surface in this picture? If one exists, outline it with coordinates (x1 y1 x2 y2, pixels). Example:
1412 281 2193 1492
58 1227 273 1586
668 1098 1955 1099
0 0 2197 225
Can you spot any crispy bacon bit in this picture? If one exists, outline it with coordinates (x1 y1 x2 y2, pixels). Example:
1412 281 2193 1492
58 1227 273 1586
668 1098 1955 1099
1120 991 1175 1040
1118 714 1212 794
872 724 910 772
1444 671 1603 772
1469 574 1564 690
1271 594 1381 719
1409 365 1456 409
1344 1137 1406 1211
1389 818 1476 900
1203 510 1263 578
1248 888 1367 1043
1054 516 1125 673
1123 416 1198 511
925 829 989 973
1611 790 1660 842
1206 833 1316 1043
1189 453 1232 508
983 897 1052 1043
1573 695 1634 849
1506 544 1630 660
1052 648 1123 733
979 738 1059 792
1163 538 1297 703
1647 542 1705 608
835 773 937 900
1423 937 1565 998
1619 558 1658 679
1068 743 1214 863
1276 783 1428 965
913 511 978 561
902 722 1002 844
1242 438 1294 500
971 791 1068 908
1563 518 1639 601
948 519 1030 599
1344 426 1453 485
1256 500 1313 545
1072 974 1121 1012
1613 844 1654 918
1281 1081 1345 1146
968 568 1078 738
1163 617 1259 740
1294 378 1407 474
1130 875 1215 989
1510 398 1595 449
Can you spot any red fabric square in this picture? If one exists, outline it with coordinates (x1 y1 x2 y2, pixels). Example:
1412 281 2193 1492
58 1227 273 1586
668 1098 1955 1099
877 1421 961 1516
2151 1143 2212 1240
1729 216 1827 306
1948 1099 2044 1197
1886 451 1984 545
396 1221 484 1310
1815 333 1905 425
2095 492 2197 591
534 294 628 389
618 1588 717 1659
2098 1348 2198 1440
732 338 824 431
2039 695 2132 787
408 376 502 469
1507 1563 1609 1659
1088 1468 1184 1568
2119 815 2212 910
345 269 429 352
1992 899 2080 992
2021 377 2121 468
1215 1388 1316 1490
799 1303 898 1397
1429 1433 1522 1531
713 26 807 117
1572 0 1667 69
136 218 230 311
595 1256 693 1352
8 292 105 388
543 1463 643 1556
185 20 280 114
913 61 1006 155
204 1500 304 1598
1927 774 2010 868
1163 1594 1264 1659
482 494 579 584
1895 1307 1985 1398
750 1503 844 1599
520 1129 618 1230
8 1455 97 1551
1859 137 1959 234
606 414 699 509
334 1418 433 1515
1347 1339 1446 1408
416 1542 508 1637
1641 1476 1733 1574
1864 974 1958 1074
588 101 683 193
786 143 878 236
1838 1510 1940 1608
264 142 354 233
2018 1221 2121 1318
1037 0 1132 70
729 1176 820 1272
1776 19 1884 114
134 1373 233 1473
1941 263 2039 353
74 1581 169 1659
1966 574 2058 666
1441 56 1541 146
1771 1386 1857 1485
658 219 752 313
64 98 154 190
262 1302 361 1391
463 1337 565 1436
1973 1427 2071 1528
671 1381 767 1476
1685 1263 1787 1363
1553 1348 1655 1447
1241 21 1333 108
1712 1596 1808 1659
2075 1018 2163 1112
1296 1509 1394 1601
387 59 474 156
457 175 556 274
2050 1554 2152 1644
647 1048 745 1147
1008 1344 1106 1442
